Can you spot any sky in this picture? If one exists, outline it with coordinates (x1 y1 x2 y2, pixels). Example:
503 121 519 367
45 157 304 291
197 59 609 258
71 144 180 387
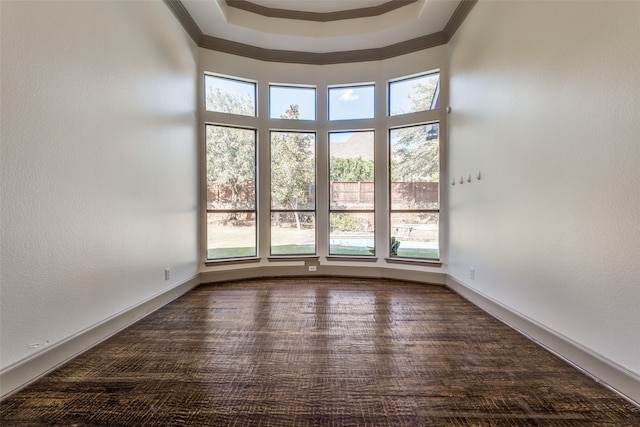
269 84 376 120
328 85 375 120
270 85 316 119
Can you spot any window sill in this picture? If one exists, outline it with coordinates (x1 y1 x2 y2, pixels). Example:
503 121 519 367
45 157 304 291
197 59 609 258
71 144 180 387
325 256 378 262
205 257 261 267
268 255 320 262
385 257 442 267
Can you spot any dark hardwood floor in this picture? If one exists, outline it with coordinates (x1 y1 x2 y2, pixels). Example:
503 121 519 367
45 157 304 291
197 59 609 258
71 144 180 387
1 277 639 426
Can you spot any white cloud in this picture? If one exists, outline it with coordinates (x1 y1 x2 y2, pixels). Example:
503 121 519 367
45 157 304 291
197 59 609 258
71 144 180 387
339 89 359 102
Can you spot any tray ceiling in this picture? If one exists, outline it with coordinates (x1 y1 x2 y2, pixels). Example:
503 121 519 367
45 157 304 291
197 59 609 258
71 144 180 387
179 0 464 53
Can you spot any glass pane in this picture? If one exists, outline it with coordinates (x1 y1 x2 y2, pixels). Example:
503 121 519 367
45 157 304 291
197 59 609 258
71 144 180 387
390 123 439 210
329 131 374 210
389 72 440 116
206 125 256 210
328 85 375 120
270 131 316 210
271 212 316 255
390 212 439 259
270 85 316 120
329 212 375 256
205 75 256 116
207 212 256 259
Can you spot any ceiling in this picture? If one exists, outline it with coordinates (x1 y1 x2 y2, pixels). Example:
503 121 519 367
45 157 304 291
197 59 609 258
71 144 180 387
179 0 465 54
241 0 396 14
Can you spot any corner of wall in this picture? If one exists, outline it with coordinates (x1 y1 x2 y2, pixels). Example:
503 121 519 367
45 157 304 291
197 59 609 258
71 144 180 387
445 275 640 406
0 275 200 400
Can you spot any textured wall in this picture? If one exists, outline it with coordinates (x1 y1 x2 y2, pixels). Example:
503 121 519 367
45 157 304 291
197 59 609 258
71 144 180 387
1 1 199 370
448 1 640 375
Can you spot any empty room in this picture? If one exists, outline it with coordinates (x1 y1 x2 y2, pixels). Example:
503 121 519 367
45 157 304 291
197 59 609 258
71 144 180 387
1 0 639 425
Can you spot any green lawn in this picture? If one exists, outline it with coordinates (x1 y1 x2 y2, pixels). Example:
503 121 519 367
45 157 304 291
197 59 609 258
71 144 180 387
396 249 439 259
270 244 316 255
207 223 438 260
208 247 256 259
329 247 373 256
208 246 438 259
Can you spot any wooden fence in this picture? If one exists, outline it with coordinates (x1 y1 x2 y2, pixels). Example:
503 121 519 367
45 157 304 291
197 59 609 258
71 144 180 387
331 182 438 207
208 181 438 208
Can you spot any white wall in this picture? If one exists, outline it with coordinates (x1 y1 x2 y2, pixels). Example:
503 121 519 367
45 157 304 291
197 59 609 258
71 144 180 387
448 0 640 383
1 0 199 378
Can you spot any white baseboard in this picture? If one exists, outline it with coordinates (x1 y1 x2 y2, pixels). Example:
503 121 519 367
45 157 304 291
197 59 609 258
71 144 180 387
0 274 200 399
200 264 446 285
445 275 640 406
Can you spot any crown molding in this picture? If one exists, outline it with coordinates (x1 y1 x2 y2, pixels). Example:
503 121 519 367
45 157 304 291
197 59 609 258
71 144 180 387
443 0 478 41
165 0 476 64
199 32 447 65
163 0 202 44
225 0 417 23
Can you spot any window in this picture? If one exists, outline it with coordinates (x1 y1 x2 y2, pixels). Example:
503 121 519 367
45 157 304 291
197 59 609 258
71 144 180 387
205 74 256 116
203 70 441 264
270 85 316 120
389 72 440 116
270 131 317 255
328 84 375 121
206 125 257 260
329 131 375 256
389 123 440 259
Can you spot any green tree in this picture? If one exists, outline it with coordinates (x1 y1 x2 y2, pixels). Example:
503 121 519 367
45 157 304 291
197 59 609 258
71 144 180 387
390 124 439 183
330 157 374 182
206 126 255 214
206 87 254 116
410 76 439 112
270 105 315 229
390 73 439 115
205 88 256 217
390 77 440 183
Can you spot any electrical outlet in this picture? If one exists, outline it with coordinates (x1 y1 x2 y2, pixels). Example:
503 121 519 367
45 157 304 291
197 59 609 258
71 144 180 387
165 268 170 280
308 266 317 272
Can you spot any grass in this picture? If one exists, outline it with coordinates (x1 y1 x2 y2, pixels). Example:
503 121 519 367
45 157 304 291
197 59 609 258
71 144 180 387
329 247 373 256
208 247 256 259
209 245 316 259
270 245 316 255
207 223 438 260
396 249 439 259
209 246 439 259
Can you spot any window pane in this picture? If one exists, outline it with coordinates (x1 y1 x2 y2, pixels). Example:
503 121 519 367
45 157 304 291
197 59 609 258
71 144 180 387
270 131 316 210
389 72 439 116
329 131 374 210
207 212 256 259
329 212 375 256
270 85 316 120
205 75 256 116
329 85 375 120
390 212 439 259
206 125 256 210
390 123 439 210
271 212 316 255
